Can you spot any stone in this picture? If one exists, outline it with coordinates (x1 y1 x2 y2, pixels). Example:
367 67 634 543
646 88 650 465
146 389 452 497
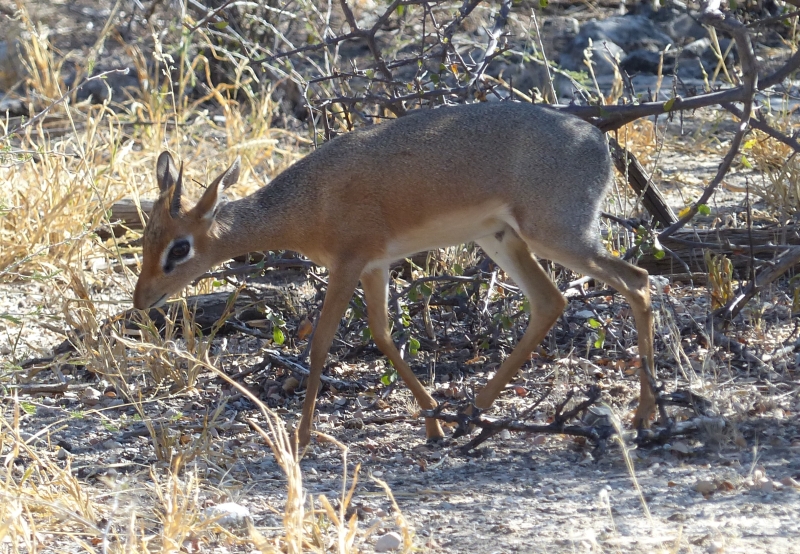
560 15 674 75
204 502 253 529
81 387 103 407
374 531 403 552
664 13 707 43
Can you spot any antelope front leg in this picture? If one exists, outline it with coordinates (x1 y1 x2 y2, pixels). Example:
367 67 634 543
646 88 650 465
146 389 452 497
296 264 363 450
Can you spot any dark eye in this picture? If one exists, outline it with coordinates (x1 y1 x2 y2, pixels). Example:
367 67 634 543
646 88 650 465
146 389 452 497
168 240 191 261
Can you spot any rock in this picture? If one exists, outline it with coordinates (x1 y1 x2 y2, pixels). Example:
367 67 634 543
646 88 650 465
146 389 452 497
562 40 625 77
282 376 300 393
694 480 716 495
781 476 800 489
72 68 141 104
560 15 676 76
81 387 103 406
374 531 403 552
621 49 677 75
663 13 707 44
580 15 672 51
541 17 580 58
204 502 253 529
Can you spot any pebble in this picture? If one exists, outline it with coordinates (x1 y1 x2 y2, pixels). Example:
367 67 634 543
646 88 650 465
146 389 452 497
203 502 253 529
694 480 716 495
708 540 725 553
81 387 102 406
374 531 402 552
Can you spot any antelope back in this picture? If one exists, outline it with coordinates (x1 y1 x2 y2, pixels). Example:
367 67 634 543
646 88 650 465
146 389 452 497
133 151 240 309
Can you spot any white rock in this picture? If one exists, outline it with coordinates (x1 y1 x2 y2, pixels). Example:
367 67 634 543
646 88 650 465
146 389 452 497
81 387 102 406
204 502 252 529
374 531 402 552
574 310 595 319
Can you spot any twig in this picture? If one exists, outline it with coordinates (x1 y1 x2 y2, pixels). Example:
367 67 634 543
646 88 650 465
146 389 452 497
714 246 800 322
261 347 363 390
0 69 130 141
657 0 759 241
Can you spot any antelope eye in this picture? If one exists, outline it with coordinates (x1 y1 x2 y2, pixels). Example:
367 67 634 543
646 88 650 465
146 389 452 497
163 238 192 273
168 240 191 261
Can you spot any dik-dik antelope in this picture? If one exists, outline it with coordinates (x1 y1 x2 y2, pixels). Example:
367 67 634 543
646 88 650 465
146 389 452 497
133 101 656 448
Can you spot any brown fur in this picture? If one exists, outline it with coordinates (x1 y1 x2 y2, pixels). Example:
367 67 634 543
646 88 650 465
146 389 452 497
134 102 657 450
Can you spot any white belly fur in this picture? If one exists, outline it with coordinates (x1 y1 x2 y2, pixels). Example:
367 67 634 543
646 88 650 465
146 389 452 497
364 201 514 272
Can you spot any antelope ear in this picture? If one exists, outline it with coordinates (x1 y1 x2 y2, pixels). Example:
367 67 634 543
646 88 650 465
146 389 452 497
156 151 179 194
190 157 241 220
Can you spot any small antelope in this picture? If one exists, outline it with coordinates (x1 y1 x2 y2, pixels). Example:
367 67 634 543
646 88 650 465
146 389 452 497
133 102 656 448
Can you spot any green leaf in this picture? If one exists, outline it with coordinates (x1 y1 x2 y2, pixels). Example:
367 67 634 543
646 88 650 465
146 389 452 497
654 249 666 260
539 0 549 7
741 155 753 169
212 280 224 287
409 337 420 355
697 204 711 216
381 369 398 386
362 327 372 342
273 327 286 345
20 402 36 414
453 263 464 276
213 21 229 29
396 4 405 16
268 313 286 327
663 97 675 112
420 283 433 297
587 318 602 329
408 286 419 302
593 329 606 349
101 421 119 432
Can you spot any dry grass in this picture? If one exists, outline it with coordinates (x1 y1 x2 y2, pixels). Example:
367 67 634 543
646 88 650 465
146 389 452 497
0 15 415 553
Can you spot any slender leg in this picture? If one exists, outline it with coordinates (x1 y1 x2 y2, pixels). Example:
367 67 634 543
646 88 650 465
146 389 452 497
473 228 567 410
561 252 656 426
296 263 364 449
361 267 445 441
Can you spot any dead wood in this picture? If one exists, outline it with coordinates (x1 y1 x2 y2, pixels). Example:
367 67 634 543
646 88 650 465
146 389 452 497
421 386 614 455
20 279 314 370
637 222 800 276
609 138 678 227
716 245 800 321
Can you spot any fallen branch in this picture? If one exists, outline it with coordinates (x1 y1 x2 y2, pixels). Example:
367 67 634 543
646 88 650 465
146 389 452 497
715 245 800 322
420 386 614 455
